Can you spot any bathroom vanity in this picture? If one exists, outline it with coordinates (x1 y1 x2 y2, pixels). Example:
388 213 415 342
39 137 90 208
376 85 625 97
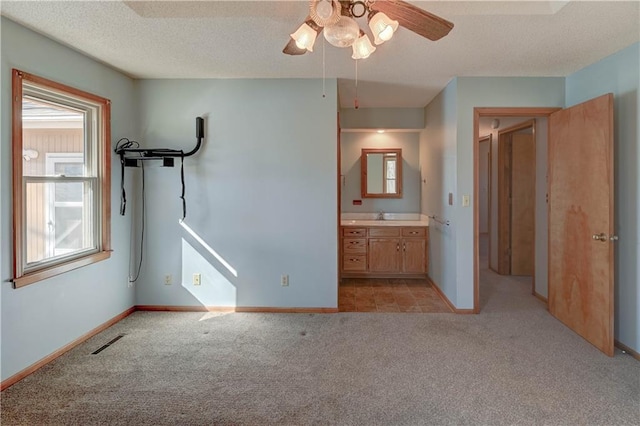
340 221 429 278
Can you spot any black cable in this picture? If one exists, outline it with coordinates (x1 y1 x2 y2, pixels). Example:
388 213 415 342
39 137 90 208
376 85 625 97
115 138 140 216
119 153 126 215
180 151 186 220
129 161 145 283
114 137 139 152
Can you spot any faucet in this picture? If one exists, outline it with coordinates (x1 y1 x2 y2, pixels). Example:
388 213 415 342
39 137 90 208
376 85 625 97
376 210 385 220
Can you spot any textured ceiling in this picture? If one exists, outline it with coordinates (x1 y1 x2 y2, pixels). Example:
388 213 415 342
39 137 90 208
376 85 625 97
2 1 639 108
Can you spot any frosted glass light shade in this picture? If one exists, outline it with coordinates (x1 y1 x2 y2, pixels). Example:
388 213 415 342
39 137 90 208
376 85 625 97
368 12 399 45
351 33 376 59
324 16 360 48
290 23 317 52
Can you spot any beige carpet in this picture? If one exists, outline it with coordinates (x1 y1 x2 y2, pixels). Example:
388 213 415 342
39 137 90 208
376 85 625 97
2 267 639 425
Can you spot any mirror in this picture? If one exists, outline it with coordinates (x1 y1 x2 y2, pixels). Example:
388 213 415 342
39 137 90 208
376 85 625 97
361 148 402 198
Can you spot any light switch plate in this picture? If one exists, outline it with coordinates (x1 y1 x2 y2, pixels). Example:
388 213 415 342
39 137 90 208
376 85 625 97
462 195 470 207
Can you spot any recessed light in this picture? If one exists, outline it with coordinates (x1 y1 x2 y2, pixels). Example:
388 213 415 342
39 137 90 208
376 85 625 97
377 129 385 134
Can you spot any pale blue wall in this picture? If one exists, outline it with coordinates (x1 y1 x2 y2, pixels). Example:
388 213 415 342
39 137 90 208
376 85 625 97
134 79 338 308
341 108 424 130
341 132 421 213
566 42 640 353
420 79 458 304
0 18 137 381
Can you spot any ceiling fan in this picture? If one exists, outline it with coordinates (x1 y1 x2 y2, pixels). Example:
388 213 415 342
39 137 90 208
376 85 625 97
284 0 454 59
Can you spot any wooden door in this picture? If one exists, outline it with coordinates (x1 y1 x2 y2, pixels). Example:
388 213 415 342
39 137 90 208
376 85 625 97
548 93 614 356
369 238 400 272
511 133 535 275
402 239 426 273
497 131 513 274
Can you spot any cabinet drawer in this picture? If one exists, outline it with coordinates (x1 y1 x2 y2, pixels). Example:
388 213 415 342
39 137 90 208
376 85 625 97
343 255 367 271
369 227 401 237
402 227 426 238
343 238 367 254
342 227 366 237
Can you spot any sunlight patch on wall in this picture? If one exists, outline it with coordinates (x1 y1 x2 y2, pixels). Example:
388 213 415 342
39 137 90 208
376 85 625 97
181 239 237 308
179 220 238 277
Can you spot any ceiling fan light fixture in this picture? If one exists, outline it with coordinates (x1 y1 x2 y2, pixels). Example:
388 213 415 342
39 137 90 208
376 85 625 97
368 11 399 45
290 23 318 52
351 31 376 59
324 15 360 48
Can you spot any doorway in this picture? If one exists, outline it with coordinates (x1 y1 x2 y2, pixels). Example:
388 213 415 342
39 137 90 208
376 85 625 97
474 98 615 357
472 108 560 313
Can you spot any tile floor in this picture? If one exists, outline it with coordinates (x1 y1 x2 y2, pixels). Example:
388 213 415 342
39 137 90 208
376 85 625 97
338 278 452 313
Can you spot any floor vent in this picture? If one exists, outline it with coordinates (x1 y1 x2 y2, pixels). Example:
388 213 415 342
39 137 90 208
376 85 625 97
91 334 125 355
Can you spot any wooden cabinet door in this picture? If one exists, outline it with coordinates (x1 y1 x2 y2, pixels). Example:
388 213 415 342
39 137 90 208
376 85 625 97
402 239 426 273
369 238 400 272
548 93 614 356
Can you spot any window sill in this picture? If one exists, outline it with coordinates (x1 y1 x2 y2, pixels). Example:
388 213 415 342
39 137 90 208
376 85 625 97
12 250 112 289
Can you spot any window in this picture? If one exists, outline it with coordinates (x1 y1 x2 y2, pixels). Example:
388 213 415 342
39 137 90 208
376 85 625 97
12 69 111 288
383 153 397 194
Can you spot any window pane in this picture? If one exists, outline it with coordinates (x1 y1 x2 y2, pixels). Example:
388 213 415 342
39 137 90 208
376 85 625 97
54 206 85 251
386 180 396 194
386 160 396 179
22 98 84 178
25 180 94 266
55 181 83 203
54 162 83 176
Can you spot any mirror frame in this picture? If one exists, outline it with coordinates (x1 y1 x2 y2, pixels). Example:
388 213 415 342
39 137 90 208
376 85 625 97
360 148 403 198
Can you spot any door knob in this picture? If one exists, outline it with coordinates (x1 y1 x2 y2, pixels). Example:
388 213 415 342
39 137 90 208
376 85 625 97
610 235 619 242
592 233 607 242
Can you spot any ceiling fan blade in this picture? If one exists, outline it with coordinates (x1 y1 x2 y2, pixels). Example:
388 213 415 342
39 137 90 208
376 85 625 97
282 17 323 56
370 0 454 41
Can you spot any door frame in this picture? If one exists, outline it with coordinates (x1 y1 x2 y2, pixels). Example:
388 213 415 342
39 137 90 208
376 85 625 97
473 108 560 313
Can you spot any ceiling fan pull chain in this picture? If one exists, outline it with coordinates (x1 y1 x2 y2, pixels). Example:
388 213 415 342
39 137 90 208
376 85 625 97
322 35 326 98
354 58 359 109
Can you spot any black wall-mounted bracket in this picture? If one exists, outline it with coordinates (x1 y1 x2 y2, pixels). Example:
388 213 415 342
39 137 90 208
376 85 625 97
115 117 204 167
114 117 204 219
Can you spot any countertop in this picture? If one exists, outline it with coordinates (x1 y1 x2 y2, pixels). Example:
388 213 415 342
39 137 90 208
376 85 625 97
340 219 429 227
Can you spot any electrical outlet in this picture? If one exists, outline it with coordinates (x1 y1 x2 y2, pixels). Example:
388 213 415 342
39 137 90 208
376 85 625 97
193 273 201 286
281 274 289 287
164 274 172 285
